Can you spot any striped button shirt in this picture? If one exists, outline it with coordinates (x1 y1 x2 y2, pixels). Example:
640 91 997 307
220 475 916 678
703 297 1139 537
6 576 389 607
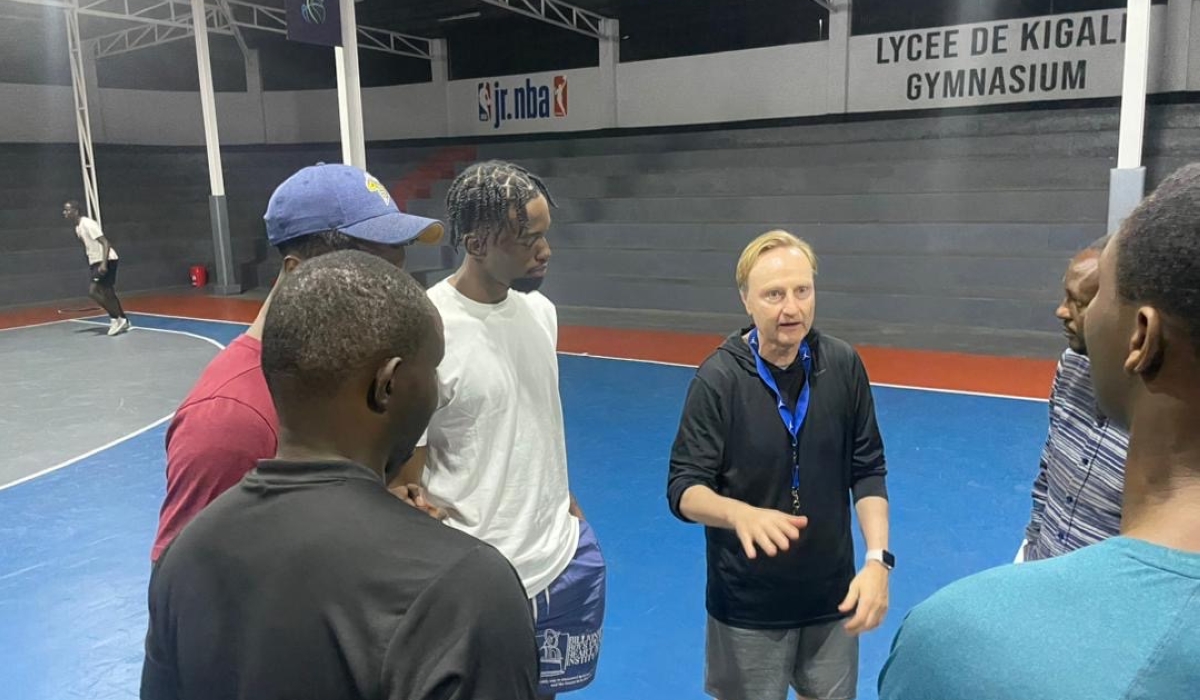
1024 348 1128 562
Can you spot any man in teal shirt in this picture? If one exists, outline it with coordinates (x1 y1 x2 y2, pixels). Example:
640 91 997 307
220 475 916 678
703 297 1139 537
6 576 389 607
878 164 1200 699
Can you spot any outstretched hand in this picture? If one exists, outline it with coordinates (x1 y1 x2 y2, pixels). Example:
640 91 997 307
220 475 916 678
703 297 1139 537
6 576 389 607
730 505 808 559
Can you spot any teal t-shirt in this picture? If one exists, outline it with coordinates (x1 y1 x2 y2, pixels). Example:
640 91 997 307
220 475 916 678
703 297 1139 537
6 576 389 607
878 537 1200 700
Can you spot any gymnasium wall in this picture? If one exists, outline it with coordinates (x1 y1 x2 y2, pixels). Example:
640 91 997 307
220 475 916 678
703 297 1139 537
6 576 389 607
0 6 1182 144
409 106 1132 357
1 5 1197 357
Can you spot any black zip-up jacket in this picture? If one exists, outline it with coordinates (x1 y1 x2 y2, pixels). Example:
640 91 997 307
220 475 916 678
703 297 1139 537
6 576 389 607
667 327 888 629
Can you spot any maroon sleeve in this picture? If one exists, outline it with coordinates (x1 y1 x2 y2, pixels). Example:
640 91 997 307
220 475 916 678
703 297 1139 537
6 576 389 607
151 398 277 561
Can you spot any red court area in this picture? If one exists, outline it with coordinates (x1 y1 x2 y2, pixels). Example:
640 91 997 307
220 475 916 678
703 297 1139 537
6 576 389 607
1 294 1056 400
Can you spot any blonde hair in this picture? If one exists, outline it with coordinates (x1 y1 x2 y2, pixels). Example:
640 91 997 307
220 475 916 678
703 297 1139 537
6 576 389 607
735 230 818 292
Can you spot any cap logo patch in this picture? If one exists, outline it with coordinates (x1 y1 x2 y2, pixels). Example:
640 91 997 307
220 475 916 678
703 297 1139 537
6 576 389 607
365 175 392 207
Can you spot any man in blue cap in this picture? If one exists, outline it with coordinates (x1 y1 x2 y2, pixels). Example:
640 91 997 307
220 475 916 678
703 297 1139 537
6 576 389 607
152 163 445 562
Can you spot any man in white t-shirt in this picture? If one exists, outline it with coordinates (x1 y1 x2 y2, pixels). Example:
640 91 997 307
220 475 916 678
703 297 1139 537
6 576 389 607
63 200 130 336
396 160 605 699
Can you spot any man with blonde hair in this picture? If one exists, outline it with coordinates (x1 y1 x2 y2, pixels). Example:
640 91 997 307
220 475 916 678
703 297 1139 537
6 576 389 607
668 230 891 700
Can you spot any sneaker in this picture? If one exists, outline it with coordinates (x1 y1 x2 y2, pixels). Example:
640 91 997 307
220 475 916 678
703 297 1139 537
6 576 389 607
106 318 120 336
109 317 132 336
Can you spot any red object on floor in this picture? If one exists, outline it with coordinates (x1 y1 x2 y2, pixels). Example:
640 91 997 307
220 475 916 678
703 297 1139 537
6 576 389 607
190 265 208 288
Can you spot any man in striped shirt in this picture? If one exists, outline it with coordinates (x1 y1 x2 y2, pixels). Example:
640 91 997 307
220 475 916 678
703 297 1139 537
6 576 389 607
1021 236 1129 562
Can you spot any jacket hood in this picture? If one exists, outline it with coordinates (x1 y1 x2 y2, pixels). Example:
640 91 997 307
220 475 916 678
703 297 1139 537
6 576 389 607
717 325 823 374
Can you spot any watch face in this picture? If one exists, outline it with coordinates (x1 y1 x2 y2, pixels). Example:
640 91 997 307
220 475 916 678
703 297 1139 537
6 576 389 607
882 551 896 568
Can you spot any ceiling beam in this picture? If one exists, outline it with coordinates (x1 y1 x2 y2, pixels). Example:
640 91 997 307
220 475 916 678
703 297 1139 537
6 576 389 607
212 0 248 57
4 0 433 59
476 0 609 39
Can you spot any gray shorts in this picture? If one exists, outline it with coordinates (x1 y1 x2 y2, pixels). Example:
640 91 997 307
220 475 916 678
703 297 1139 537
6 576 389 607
705 616 858 700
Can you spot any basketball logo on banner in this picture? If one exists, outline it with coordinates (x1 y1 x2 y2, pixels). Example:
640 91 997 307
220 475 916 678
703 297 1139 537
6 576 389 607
301 0 326 24
287 0 342 47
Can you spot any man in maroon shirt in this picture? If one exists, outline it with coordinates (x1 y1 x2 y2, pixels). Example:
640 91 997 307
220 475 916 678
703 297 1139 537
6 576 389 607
151 163 444 561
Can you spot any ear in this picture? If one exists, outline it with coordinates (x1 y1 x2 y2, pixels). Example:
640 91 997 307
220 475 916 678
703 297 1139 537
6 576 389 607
368 357 403 414
1126 306 1164 377
281 254 304 274
464 233 488 258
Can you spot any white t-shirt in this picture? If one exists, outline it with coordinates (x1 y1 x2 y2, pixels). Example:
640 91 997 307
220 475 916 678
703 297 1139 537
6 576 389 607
420 280 579 598
75 216 118 264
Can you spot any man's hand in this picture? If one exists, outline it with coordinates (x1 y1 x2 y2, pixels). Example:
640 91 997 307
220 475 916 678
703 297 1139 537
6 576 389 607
729 504 808 559
839 561 890 634
391 483 446 520
97 262 108 275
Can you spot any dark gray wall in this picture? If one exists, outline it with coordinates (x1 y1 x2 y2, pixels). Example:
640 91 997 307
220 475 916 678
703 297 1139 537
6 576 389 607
409 104 1200 358
0 143 445 308
6 103 1200 357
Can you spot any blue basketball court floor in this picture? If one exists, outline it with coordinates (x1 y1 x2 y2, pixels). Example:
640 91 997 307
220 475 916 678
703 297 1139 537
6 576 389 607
0 313 1047 700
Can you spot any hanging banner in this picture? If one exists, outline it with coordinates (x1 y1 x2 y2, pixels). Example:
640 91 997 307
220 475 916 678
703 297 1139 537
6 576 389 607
287 0 343 48
847 7 1167 113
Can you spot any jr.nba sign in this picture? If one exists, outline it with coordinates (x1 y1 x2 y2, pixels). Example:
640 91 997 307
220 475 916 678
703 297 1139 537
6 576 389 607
478 75 568 129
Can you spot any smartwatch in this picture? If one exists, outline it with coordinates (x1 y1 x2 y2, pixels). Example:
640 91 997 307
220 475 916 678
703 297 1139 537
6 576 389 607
866 549 895 570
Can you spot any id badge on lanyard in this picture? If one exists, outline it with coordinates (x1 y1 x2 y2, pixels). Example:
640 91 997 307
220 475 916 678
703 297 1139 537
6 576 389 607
748 328 812 515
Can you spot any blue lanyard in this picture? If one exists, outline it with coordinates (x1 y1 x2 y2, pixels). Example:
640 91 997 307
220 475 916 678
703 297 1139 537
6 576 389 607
748 329 812 513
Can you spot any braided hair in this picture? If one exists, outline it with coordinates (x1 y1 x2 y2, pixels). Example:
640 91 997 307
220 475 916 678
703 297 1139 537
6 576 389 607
445 160 556 250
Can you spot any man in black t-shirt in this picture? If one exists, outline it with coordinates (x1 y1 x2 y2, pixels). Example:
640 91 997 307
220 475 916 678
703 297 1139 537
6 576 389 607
140 251 539 700
668 231 892 700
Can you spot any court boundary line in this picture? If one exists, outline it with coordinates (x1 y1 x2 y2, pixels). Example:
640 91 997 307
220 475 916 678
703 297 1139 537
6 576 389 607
125 310 256 327
0 321 228 492
68 318 227 351
0 319 71 333
0 415 175 493
68 312 1050 403
558 351 1049 403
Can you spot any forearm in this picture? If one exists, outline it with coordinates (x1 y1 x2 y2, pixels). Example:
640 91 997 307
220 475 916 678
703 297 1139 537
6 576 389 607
679 484 746 530
389 446 426 492
855 496 890 552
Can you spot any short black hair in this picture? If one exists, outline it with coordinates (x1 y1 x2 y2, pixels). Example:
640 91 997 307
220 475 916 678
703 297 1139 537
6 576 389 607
1117 163 1200 347
63 200 81 211
275 229 400 260
445 160 555 249
261 249 437 401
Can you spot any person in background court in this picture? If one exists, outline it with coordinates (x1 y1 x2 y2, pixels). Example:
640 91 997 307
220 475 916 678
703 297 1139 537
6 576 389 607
63 200 129 336
668 230 891 700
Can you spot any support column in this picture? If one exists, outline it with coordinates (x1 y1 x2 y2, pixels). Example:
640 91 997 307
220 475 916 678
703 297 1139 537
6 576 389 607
337 0 366 168
80 43 107 143
430 38 448 83
246 48 268 143
191 0 241 295
1109 0 1152 233
64 8 101 226
598 19 619 128
825 0 851 114
1165 0 1192 92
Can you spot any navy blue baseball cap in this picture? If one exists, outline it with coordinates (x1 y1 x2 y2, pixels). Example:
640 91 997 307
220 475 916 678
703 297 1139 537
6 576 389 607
264 163 444 247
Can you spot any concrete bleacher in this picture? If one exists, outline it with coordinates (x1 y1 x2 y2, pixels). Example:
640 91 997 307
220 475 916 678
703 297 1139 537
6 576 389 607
9 103 1200 356
405 105 1200 357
